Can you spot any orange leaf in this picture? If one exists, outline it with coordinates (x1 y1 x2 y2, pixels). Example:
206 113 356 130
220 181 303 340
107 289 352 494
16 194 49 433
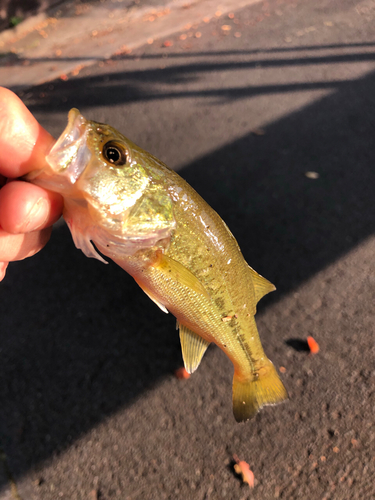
307 336 319 354
233 455 255 487
175 367 190 379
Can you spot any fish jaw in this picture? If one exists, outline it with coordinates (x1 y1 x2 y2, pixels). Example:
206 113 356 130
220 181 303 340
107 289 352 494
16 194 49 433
26 108 91 194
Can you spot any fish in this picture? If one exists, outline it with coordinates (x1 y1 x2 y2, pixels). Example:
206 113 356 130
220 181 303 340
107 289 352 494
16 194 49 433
27 108 288 422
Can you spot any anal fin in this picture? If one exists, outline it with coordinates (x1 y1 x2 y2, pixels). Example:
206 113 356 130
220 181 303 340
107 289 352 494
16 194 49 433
179 323 210 374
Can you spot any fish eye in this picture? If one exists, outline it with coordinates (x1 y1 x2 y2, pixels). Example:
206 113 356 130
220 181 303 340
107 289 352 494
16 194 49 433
103 141 127 166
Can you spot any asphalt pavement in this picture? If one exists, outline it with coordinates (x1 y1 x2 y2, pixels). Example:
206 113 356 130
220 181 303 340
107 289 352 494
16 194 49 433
1 0 375 499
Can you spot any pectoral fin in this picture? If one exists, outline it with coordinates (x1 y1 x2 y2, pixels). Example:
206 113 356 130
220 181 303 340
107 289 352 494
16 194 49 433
247 265 276 304
179 323 210 374
154 254 211 300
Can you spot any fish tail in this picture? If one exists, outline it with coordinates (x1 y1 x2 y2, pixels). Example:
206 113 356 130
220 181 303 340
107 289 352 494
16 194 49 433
232 362 288 422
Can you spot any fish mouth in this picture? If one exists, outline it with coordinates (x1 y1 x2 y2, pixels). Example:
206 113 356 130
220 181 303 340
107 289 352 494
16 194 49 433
46 108 91 184
26 108 91 191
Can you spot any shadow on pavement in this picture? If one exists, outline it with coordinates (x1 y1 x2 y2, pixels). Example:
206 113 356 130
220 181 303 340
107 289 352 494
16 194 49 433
1 46 375 485
285 339 310 353
11 44 375 102
3 42 375 68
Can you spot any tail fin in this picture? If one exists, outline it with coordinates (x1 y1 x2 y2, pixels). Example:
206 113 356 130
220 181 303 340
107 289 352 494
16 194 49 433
232 362 288 422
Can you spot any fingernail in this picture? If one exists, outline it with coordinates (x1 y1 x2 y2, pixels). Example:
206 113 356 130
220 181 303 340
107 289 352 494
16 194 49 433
23 198 49 231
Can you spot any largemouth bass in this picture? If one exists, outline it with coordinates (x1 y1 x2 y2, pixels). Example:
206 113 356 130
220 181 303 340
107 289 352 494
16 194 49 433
28 109 288 422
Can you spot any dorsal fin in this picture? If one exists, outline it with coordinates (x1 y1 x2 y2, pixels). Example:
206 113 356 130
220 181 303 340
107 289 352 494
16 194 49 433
247 265 276 304
179 323 210 374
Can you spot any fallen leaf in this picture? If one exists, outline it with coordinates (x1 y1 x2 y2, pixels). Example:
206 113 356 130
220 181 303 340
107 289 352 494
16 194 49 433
307 336 319 354
71 64 84 76
251 128 265 136
114 45 131 56
233 455 255 487
305 171 319 179
175 367 190 379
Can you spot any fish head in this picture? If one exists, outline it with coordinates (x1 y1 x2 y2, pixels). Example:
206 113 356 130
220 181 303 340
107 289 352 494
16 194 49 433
28 108 175 254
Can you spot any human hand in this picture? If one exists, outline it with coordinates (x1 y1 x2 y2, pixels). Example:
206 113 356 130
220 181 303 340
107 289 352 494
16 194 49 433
0 87 63 281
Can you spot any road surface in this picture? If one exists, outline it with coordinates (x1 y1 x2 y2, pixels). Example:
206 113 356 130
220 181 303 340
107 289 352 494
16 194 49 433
1 0 375 498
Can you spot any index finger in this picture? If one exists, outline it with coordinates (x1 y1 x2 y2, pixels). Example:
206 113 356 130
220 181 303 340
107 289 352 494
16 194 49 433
0 87 55 177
